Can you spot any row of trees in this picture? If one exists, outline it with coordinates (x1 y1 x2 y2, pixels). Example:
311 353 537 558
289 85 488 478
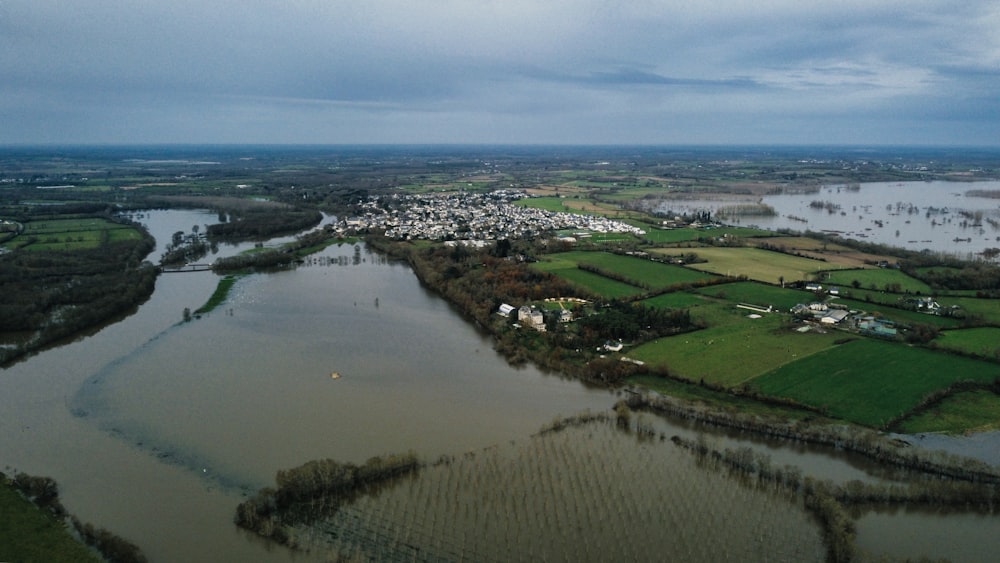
235 453 421 547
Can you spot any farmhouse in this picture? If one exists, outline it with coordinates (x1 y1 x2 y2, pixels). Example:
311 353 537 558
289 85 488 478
820 310 850 324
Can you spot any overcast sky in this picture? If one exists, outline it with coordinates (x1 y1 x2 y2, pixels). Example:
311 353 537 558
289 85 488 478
1 1 998 146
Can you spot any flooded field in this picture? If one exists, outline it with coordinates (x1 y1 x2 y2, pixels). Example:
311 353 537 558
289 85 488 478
653 179 1000 257
291 421 825 561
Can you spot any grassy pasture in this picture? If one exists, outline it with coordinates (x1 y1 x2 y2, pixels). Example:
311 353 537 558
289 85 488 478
536 251 715 291
532 259 643 299
935 296 1000 326
655 246 835 285
933 327 1000 358
897 390 1000 434
8 218 142 251
751 236 898 269
694 281 816 312
823 268 932 294
750 339 1000 427
629 306 840 386
638 227 704 243
642 292 709 310
0 481 100 562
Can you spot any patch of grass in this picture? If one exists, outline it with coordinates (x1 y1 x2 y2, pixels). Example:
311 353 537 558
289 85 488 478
897 390 1000 434
639 227 704 244
642 292 708 309
7 218 142 251
194 275 241 315
532 259 643 298
629 308 841 387
823 268 931 294
694 281 816 312
750 339 1000 427
535 251 715 291
655 246 837 285
936 296 1000 326
0 481 100 562
933 327 1000 358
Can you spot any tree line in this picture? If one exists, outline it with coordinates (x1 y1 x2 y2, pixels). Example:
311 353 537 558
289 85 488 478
235 452 421 547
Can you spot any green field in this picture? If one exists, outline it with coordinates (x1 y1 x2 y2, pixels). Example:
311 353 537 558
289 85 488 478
532 260 643 298
642 292 709 309
0 481 99 562
534 251 715 294
751 339 1000 427
897 390 1000 434
935 296 1000 326
4 218 142 251
694 281 816 312
629 306 841 387
655 247 837 285
823 268 932 294
933 327 1000 358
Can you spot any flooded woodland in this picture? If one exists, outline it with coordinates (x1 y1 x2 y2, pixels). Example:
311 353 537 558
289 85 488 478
2 206 1000 561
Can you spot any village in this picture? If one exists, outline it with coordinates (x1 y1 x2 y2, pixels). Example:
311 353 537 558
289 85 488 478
331 190 646 242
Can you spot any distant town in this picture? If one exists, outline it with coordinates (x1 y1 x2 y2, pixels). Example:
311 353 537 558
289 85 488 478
333 189 645 242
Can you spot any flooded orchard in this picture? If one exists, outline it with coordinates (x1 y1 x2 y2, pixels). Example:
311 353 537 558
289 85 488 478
1 209 998 561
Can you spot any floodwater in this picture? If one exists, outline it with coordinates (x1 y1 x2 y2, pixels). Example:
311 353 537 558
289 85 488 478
2 209 998 561
654 179 1000 258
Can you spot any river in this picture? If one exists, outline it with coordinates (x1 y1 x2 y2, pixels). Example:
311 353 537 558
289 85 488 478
1 209 998 561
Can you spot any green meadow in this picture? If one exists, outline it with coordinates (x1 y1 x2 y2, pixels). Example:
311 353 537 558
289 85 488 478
933 327 1000 358
533 251 715 295
823 268 932 294
694 281 816 312
656 246 838 285
897 390 1000 434
629 305 841 387
5 218 142 251
750 339 1000 428
532 260 643 298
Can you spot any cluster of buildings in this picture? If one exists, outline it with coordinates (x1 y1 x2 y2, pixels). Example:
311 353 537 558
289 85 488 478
497 302 574 332
789 302 897 337
334 190 645 242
